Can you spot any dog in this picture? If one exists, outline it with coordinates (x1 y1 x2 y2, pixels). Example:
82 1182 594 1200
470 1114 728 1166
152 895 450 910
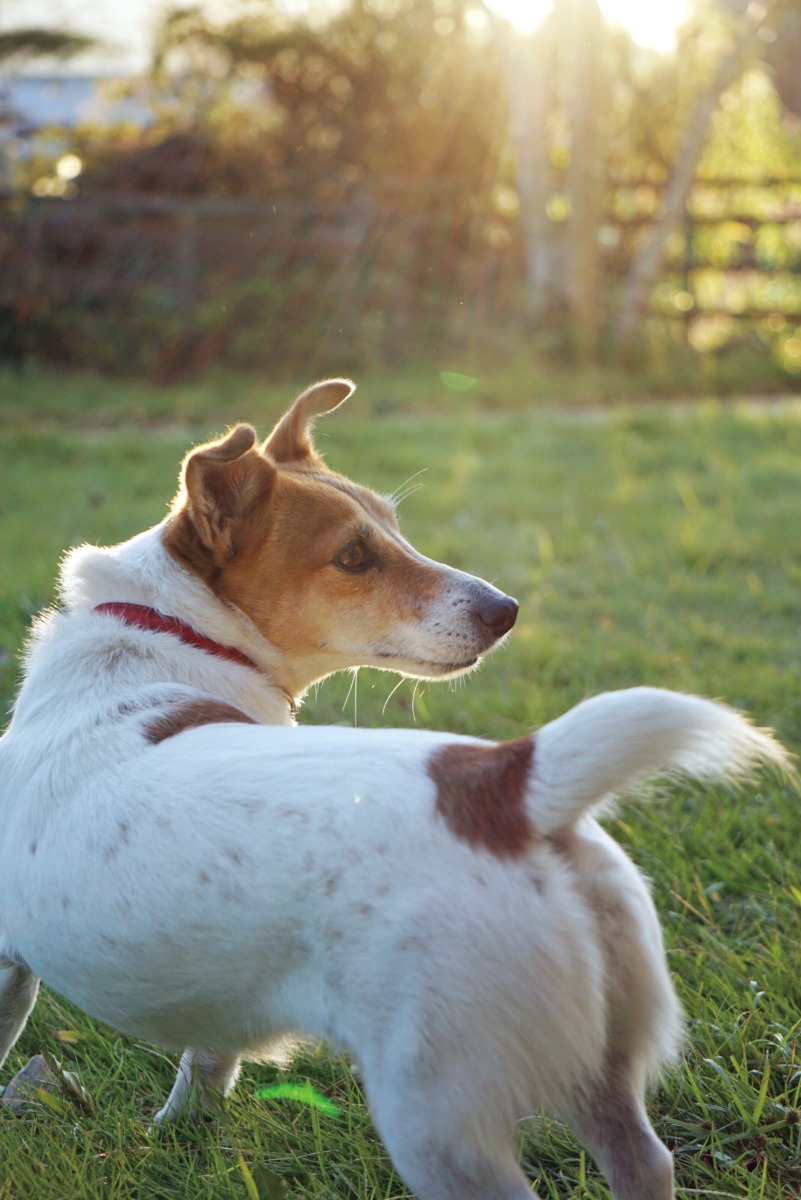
0 380 788 1199
1 377 518 1096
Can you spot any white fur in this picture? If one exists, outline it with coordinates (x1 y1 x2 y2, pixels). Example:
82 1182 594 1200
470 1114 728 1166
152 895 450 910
0 532 789 1199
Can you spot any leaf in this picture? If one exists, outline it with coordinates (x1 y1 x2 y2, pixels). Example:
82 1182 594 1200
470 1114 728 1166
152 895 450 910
41 1050 97 1116
256 1081 340 1118
250 1163 291 1200
31 1087 70 1115
238 1152 260 1200
238 1154 289 1200
60 1068 98 1116
439 371 477 392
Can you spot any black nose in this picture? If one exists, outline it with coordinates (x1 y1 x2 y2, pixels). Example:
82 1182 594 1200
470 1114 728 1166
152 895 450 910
476 594 519 639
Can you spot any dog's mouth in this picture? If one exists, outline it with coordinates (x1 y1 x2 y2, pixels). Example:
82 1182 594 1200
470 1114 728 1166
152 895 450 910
422 656 480 679
372 650 481 679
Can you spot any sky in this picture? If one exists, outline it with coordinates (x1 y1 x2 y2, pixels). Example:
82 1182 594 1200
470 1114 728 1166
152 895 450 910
488 0 687 49
0 0 688 72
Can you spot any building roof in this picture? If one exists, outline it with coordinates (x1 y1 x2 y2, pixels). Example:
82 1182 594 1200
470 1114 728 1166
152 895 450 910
0 73 151 133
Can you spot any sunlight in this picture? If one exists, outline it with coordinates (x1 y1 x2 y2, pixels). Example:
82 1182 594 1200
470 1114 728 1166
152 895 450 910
486 0 687 51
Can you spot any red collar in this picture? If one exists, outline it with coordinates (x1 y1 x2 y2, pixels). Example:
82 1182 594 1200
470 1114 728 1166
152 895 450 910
93 602 259 673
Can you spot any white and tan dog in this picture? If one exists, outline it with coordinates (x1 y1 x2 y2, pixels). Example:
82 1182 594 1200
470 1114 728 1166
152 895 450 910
0 380 787 1200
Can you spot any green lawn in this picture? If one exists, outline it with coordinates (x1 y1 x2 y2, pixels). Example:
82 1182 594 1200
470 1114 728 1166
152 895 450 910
1 370 800 1198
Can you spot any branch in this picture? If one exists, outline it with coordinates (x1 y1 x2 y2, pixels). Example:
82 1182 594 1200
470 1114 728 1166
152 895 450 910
0 28 96 62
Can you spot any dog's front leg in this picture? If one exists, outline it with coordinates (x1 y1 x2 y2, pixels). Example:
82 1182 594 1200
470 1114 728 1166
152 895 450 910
0 953 39 1069
153 1047 241 1124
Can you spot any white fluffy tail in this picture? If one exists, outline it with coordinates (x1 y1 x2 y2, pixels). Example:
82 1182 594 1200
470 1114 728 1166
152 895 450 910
529 687 791 835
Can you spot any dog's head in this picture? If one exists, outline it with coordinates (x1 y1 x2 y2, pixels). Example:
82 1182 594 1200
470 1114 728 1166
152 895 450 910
163 380 517 693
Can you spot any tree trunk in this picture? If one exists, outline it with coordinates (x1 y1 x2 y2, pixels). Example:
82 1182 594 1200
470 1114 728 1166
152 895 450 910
509 21 564 320
563 0 604 360
508 0 604 357
613 2 784 355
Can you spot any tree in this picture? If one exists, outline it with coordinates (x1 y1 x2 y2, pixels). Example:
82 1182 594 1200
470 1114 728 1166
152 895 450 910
0 29 94 61
613 0 793 354
507 0 801 361
506 0 629 359
508 18 563 323
140 0 506 195
562 0 604 359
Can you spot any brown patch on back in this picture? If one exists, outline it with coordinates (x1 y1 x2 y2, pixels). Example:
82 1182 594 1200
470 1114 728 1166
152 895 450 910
145 698 258 745
428 736 536 858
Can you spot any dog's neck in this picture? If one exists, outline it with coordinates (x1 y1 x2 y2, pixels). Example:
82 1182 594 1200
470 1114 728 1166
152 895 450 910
92 602 299 721
93 602 260 672
58 523 298 722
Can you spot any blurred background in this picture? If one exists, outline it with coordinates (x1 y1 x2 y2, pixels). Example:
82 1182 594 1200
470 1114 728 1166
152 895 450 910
3 15 801 1194
2 0 801 395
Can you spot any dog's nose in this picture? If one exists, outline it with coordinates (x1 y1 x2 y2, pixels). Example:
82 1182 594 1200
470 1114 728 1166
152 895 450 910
476 594 519 639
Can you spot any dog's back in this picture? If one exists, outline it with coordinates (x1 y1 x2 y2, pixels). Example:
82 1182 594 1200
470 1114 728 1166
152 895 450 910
1 690 788 1200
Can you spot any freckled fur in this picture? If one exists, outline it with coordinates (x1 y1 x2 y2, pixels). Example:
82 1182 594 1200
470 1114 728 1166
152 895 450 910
1 686 788 1200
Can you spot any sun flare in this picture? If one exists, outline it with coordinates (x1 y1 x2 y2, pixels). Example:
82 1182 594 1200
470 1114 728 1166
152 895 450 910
487 0 687 51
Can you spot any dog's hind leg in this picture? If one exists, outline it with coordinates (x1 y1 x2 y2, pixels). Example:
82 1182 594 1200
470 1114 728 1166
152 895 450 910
153 1048 241 1124
367 1078 535 1200
379 1131 536 1200
554 826 680 1200
0 952 39 1069
561 1062 674 1200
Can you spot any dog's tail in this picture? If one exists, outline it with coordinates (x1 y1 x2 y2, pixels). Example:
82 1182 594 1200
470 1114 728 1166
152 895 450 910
525 687 791 835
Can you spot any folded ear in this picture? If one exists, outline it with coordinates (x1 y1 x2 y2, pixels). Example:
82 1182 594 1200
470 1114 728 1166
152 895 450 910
263 378 355 464
170 424 276 567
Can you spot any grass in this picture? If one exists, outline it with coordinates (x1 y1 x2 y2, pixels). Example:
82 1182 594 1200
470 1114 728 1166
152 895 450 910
1 368 801 1197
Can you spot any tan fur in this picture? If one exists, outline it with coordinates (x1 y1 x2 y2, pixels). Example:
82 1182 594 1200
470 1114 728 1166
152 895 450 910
165 428 275 585
263 378 353 463
161 381 474 694
428 737 536 858
217 472 439 655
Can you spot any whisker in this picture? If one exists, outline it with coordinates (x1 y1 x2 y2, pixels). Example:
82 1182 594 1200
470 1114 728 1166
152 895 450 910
393 481 427 509
382 675 407 717
390 468 428 505
343 667 359 726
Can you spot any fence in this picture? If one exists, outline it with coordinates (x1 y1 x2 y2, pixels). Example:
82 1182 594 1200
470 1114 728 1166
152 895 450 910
609 176 801 356
1 175 801 376
0 184 512 375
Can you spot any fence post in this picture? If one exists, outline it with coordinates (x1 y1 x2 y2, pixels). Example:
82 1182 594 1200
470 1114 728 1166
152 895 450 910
176 204 199 330
683 201 694 343
22 203 42 315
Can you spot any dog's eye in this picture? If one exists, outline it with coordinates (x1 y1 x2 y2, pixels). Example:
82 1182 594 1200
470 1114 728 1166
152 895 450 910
334 541 374 573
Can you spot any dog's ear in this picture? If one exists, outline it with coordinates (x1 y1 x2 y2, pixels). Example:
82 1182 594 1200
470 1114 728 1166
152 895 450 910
168 424 276 568
263 378 355 464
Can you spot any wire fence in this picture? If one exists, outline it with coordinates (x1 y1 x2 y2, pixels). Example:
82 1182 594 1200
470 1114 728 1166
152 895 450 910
2 175 800 377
